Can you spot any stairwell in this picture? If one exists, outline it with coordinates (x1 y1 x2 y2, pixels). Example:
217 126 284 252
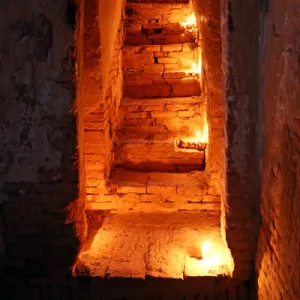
78 0 232 279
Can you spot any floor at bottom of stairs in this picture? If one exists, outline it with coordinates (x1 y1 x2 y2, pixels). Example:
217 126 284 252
76 211 231 279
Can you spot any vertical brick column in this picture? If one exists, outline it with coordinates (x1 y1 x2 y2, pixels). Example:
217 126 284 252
77 0 125 204
221 0 261 280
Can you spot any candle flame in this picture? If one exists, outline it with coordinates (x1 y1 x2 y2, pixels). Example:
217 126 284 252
191 49 202 75
200 241 222 269
202 241 211 258
181 13 197 28
195 125 208 144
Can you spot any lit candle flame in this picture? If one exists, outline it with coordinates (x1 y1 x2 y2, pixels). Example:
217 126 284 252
195 126 208 144
192 49 202 75
200 241 222 269
202 241 211 258
181 13 197 28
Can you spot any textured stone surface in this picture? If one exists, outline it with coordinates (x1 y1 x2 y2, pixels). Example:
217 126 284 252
114 134 205 172
87 0 221 217
123 44 200 97
86 168 221 212
216 0 261 280
77 211 230 278
123 44 201 98
77 0 124 200
255 0 300 299
125 2 196 45
0 0 79 277
0 0 271 294
115 97 206 172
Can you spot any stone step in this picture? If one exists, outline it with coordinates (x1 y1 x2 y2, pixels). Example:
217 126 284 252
128 0 189 3
113 131 205 172
122 45 201 100
77 210 230 278
118 96 206 133
125 2 197 45
85 167 221 212
124 77 201 98
86 168 220 212
123 44 200 81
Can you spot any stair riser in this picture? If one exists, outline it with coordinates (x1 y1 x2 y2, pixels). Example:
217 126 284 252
118 100 205 123
128 0 189 3
118 100 205 129
125 2 196 45
85 167 222 213
124 79 201 98
114 142 205 172
123 44 199 75
86 193 220 212
126 32 196 45
119 115 204 132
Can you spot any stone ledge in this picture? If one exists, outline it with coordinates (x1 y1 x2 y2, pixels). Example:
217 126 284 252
85 168 221 213
76 211 231 279
113 131 205 172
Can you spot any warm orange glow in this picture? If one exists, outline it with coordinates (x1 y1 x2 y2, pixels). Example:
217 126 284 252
202 241 211 258
192 62 200 74
192 49 202 76
181 13 197 28
195 125 208 144
185 239 233 277
199 253 222 269
200 241 222 269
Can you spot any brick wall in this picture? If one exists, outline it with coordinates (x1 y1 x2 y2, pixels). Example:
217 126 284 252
256 0 300 298
219 0 262 280
193 0 262 280
0 0 79 276
77 0 125 205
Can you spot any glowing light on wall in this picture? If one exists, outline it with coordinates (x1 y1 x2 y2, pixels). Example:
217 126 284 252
198 241 224 273
185 239 232 277
181 13 197 28
202 241 211 258
195 122 208 144
199 241 222 269
191 48 202 80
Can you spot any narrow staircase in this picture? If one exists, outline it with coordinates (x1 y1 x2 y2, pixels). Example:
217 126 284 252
78 0 229 279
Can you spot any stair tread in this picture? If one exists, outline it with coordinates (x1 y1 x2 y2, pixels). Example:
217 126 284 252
121 96 202 105
127 0 189 3
77 210 231 278
125 1 197 45
124 78 201 98
115 131 197 143
110 168 208 186
123 43 197 51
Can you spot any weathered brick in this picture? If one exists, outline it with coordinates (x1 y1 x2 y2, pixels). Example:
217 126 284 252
147 185 176 194
157 57 178 64
162 44 183 52
178 110 195 118
151 111 177 118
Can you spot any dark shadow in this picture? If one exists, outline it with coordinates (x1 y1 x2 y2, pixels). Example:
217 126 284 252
0 275 252 300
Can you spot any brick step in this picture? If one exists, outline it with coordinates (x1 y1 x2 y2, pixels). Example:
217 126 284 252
85 168 221 212
118 96 205 133
123 44 200 76
77 210 230 278
113 131 205 172
127 0 189 3
125 2 197 45
124 78 201 98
